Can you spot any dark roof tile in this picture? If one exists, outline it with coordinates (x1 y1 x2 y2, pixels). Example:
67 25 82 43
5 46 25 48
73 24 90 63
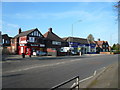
44 30 65 42
14 28 37 38
63 37 88 44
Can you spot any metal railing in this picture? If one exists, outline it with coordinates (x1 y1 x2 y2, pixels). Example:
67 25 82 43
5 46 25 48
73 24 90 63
50 76 79 90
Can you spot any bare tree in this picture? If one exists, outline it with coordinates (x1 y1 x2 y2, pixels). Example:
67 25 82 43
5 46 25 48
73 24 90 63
87 34 94 42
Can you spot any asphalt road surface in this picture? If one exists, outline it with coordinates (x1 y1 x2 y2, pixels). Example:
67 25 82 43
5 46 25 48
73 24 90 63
2 54 118 88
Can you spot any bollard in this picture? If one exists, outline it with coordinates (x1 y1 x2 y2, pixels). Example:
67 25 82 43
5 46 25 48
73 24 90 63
79 52 81 56
76 77 79 90
22 53 25 58
29 54 31 58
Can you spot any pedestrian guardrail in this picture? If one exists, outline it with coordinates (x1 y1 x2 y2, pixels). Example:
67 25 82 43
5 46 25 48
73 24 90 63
50 76 79 90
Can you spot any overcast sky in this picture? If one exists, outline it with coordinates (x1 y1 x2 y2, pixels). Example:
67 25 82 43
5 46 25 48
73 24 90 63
2 2 118 45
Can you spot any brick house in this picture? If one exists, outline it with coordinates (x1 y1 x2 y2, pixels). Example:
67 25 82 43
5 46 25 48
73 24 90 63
2 34 12 47
43 28 68 56
2 34 12 54
11 28 46 55
95 39 110 53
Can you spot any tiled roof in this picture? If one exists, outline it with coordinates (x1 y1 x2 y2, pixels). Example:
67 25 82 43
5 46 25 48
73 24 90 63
14 28 37 38
88 41 96 44
2 34 12 39
44 30 65 42
95 41 108 46
63 37 88 44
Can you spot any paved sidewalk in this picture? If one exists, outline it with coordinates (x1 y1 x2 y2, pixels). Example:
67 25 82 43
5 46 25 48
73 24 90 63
2 54 83 61
81 62 118 88
2 54 106 61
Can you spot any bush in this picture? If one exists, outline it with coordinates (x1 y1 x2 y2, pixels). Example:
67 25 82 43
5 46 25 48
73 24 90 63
113 50 120 54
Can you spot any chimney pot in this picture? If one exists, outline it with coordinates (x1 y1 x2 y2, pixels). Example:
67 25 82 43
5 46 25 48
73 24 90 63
48 28 52 32
19 28 22 34
98 38 100 41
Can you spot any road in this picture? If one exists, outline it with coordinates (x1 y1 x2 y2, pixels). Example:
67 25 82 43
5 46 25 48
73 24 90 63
2 54 118 88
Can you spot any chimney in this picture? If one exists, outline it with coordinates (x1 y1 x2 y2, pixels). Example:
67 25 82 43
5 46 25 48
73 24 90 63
98 38 100 41
19 28 22 34
48 28 52 32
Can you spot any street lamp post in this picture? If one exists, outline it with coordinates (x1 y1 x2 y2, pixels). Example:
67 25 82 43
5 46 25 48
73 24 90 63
71 20 82 37
70 20 82 55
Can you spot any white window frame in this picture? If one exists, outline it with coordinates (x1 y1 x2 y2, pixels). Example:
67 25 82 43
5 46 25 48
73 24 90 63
2 39 4 44
52 41 61 45
29 37 35 42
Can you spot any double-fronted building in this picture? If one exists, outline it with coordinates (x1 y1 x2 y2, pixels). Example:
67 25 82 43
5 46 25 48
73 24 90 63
44 28 68 56
11 28 46 55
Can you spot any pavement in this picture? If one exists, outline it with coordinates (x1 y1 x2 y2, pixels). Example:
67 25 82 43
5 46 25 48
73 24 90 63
2 54 104 61
78 62 118 88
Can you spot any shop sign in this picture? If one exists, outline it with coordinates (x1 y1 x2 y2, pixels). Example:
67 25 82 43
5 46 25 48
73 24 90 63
40 44 45 47
31 44 39 46
19 36 27 43
20 44 25 46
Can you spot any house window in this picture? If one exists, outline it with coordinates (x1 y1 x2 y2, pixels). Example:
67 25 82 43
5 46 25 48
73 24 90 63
106 45 108 47
2 39 4 44
103 45 105 47
31 32 34 36
29 37 35 42
34 31 38 36
106 49 108 52
36 31 38 36
6 40 8 44
103 49 105 52
11 39 14 44
38 33 42 37
52 41 61 45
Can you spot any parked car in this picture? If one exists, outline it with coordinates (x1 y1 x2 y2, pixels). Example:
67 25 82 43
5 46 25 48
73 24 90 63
37 51 47 56
33 52 37 56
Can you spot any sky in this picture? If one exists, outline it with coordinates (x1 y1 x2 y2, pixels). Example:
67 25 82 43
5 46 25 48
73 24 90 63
1 2 118 46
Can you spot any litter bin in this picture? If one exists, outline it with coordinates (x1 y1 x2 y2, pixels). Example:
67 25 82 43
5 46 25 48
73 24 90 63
22 53 25 58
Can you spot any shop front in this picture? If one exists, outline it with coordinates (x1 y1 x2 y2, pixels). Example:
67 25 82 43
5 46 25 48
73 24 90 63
18 43 46 55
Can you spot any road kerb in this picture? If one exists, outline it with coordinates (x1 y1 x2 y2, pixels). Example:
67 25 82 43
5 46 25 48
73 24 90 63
77 66 109 88
83 63 117 88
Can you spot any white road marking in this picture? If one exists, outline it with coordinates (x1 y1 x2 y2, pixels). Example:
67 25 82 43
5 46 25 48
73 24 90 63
71 66 106 88
79 76 93 83
3 59 81 74
93 70 97 76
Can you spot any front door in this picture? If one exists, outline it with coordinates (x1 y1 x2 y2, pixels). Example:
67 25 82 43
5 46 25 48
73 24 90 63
21 47 24 54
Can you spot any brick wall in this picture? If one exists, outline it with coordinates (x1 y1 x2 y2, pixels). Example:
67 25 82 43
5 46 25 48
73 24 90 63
100 52 111 54
2 46 14 55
